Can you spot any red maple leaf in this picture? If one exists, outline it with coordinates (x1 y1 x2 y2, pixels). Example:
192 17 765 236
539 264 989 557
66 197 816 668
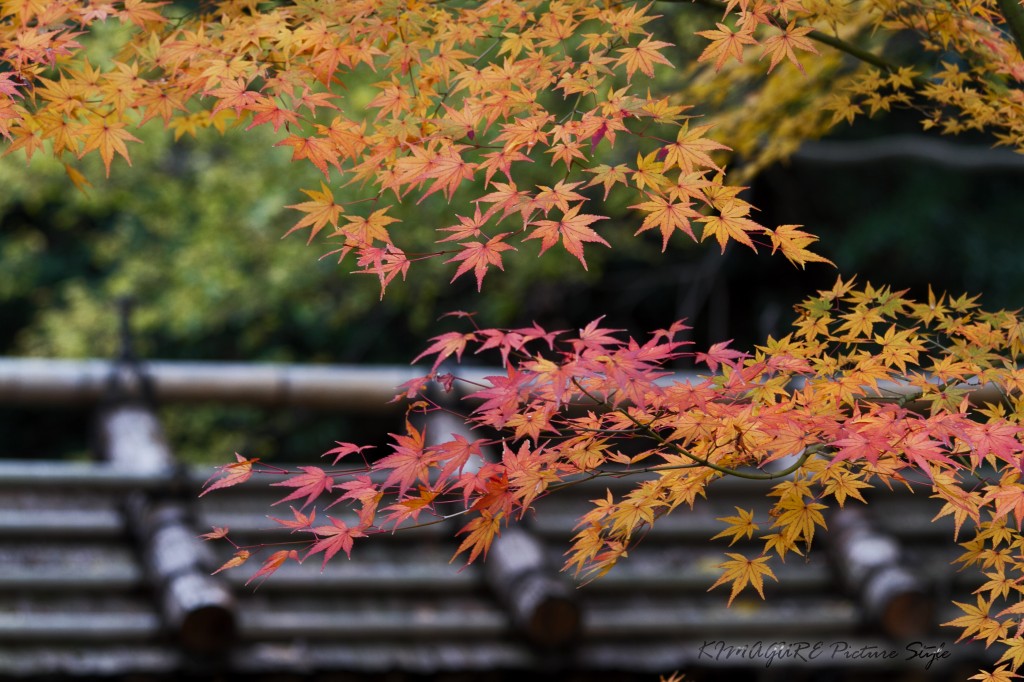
271 466 334 509
307 517 366 567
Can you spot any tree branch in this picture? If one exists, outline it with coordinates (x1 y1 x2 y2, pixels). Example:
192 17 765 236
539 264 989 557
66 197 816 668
659 0 928 88
570 378 818 481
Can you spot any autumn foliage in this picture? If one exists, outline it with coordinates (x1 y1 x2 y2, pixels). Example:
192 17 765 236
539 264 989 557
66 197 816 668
8 0 1024 677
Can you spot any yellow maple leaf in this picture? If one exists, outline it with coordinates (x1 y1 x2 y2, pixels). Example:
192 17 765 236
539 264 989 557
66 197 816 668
77 116 141 177
708 552 777 606
769 224 834 269
945 595 1013 645
711 507 759 546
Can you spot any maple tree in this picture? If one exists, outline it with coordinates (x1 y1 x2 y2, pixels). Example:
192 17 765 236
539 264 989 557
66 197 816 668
7 0 1024 676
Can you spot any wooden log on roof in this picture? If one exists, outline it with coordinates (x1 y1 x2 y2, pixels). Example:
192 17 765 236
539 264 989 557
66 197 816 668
98 402 237 653
422 410 582 648
827 506 934 639
484 526 581 647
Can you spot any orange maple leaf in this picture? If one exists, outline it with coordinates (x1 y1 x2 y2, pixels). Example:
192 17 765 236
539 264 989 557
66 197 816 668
207 78 263 115
662 123 729 174
213 549 251 574
525 203 609 270
201 453 260 496
275 134 341 179
284 182 344 243
760 23 819 74
77 117 140 176
453 510 502 564
696 23 758 71
446 233 516 290
630 193 700 249
616 36 674 79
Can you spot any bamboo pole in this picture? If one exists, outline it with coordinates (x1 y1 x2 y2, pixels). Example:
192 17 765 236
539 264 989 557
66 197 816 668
0 358 432 410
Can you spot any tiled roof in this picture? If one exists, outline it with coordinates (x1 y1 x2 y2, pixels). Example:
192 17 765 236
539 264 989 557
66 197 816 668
0 359 996 680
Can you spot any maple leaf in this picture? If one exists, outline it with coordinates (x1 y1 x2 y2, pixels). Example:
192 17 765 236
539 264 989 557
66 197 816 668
452 510 502 564
213 549 250 574
383 485 441 526
412 331 478 371
616 36 673 79
696 23 758 71
970 666 1022 682
439 206 488 243
201 453 260 496
247 98 300 132
772 496 827 548
326 208 399 263
77 117 140 177
524 204 609 270
271 465 333 509
120 0 167 26
759 23 819 74
477 181 534 224
695 340 747 371
275 134 341 179
769 225 834 268
64 163 91 195
708 552 778 606
699 202 762 252
418 145 477 202
630 193 700 249
246 549 300 587
375 421 433 497
662 123 729 174
268 506 316 532
434 433 486 482
946 595 1013 645
534 180 585 215
584 163 630 199
199 526 229 540
998 639 1024 673
711 507 759 546
446 233 516 291
631 150 669 192
284 182 344 243
207 78 263 116
307 517 366 567
322 441 373 465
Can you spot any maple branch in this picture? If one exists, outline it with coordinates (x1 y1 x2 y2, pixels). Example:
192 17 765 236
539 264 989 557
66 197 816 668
569 378 817 480
996 0 1024 59
620 408 819 481
665 0 927 85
